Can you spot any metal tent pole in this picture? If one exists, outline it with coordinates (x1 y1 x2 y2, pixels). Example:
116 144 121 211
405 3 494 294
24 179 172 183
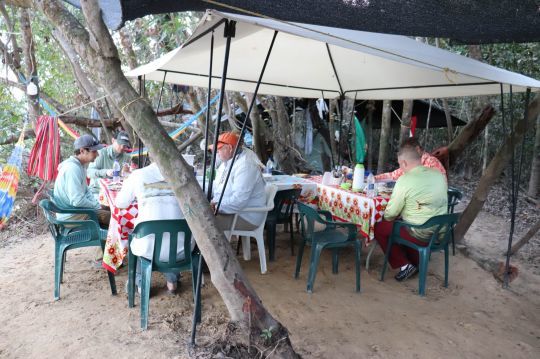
202 31 215 193
215 30 279 214
191 20 235 346
503 87 531 288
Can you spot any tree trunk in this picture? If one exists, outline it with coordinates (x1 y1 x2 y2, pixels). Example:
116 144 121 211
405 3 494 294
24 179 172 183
264 96 305 173
245 93 265 161
328 99 338 166
399 100 413 145
377 100 392 174
527 114 540 198
441 98 453 143
53 29 113 142
20 9 40 124
36 1 299 355
447 106 495 166
366 100 375 171
119 28 138 70
509 218 540 256
467 45 491 174
454 96 540 242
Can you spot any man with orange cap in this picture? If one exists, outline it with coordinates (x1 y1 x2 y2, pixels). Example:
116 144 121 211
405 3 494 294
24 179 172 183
209 131 266 231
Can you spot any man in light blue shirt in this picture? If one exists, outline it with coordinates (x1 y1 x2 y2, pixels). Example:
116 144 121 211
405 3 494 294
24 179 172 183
53 135 110 227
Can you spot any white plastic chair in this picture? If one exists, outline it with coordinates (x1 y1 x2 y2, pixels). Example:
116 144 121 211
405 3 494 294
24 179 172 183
224 184 278 274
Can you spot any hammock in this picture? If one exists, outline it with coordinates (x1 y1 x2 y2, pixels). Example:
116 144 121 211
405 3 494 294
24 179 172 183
27 115 61 182
0 123 27 229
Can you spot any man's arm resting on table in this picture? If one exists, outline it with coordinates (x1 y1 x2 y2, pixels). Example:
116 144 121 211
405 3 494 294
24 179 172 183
88 154 111 178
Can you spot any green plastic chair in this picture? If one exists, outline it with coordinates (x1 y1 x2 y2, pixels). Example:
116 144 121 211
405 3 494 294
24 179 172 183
295 202 361 293
380 213 461 296
127 219 200 330
265 188 302 261
39 199 117 300
447 187 463 255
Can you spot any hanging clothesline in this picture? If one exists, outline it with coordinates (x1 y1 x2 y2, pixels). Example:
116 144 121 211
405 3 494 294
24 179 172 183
130 93 221 157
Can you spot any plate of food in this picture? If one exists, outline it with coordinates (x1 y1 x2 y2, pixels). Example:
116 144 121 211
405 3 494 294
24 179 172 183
293 173 308 178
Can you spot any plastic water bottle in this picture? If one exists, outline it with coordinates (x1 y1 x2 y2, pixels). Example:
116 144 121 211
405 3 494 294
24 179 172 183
366 173 376 198
265 158 274 175
352 163 365 192
112 160 121 182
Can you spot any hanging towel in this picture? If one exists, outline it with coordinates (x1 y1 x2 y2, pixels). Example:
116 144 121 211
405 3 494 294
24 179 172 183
304 110 313 155
354 116 366 163
316 98 328 119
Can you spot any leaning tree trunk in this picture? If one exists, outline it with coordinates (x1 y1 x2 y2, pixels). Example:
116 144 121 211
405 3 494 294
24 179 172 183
36 1 299 356
399 99 413 145
527 114 540 198
377 100 392 174
454 96 540 242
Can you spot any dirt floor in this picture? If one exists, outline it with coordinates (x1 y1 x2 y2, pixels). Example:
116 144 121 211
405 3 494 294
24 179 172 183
0 199 539 358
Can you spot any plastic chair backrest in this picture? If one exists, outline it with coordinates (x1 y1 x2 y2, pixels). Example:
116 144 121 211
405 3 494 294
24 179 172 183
447 187 463 213
269 188 302 220
419 213 461 248
130 219 192 270
297 201 326 237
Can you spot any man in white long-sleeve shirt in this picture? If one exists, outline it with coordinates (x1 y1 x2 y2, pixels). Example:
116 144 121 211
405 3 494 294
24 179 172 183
116 161 190 294
209 132 266 231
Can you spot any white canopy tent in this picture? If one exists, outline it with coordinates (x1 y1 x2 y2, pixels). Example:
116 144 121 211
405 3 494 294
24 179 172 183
127 10 540 100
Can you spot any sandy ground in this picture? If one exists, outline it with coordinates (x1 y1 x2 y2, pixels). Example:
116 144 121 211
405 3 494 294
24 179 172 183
0 212 539 358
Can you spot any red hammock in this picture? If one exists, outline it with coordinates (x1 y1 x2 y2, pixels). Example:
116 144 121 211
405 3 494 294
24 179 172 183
27 116 61 201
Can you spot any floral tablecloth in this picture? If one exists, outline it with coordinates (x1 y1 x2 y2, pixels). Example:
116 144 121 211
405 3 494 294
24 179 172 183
307 176 389 243
99 179 138 274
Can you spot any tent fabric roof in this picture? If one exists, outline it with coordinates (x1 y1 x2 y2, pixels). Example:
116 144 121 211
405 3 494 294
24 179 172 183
126 11 540 100
65 0 540 44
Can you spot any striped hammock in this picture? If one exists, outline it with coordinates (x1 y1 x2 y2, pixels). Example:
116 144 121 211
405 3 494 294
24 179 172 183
27 115 62 181
0 123 27 228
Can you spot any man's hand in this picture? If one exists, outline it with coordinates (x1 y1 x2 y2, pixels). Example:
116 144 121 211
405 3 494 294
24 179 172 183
106 169 113 177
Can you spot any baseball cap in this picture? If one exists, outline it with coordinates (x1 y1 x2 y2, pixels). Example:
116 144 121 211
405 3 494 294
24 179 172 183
115 131 132 148
74 135 105 151
208 132 239 151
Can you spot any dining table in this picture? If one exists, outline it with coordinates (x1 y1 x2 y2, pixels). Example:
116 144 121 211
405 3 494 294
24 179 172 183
307 176 390 243
99 178 138 274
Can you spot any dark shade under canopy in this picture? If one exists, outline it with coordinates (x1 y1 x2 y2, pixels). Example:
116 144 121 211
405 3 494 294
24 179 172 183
355 100 466 129
64 0 540 44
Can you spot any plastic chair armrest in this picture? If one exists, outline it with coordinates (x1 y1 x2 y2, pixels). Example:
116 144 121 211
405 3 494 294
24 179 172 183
58 219 100 239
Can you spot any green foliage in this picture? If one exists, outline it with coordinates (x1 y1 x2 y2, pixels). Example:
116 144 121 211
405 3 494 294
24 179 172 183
260 326 274 344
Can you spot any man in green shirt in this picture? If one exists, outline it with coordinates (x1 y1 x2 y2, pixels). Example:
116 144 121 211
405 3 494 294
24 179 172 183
375 142 448 281
53 135 110 227
88 131 132 197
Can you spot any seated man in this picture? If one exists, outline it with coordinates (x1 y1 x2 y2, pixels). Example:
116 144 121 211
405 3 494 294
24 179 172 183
375 137 446 181
116 160 190 294
374 144 448 281
209 131 266 231
88 130 132 197
53 134 110 228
